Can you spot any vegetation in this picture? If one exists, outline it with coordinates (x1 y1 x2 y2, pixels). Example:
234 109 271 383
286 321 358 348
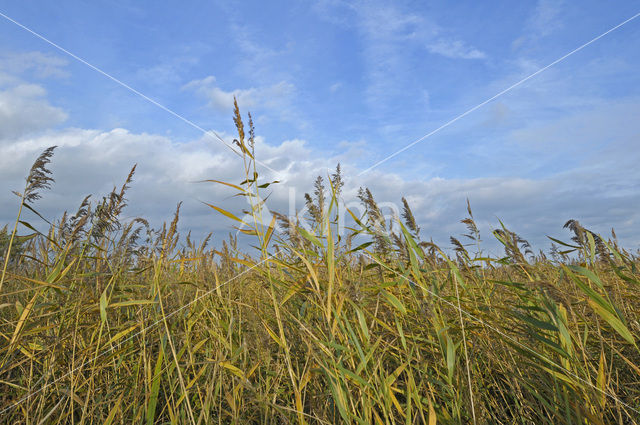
1 103 639 424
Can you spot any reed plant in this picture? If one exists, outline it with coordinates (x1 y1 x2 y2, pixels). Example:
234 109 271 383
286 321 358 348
0 103 638 424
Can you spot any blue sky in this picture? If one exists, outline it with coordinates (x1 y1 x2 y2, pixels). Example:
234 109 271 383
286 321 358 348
1 0 640 254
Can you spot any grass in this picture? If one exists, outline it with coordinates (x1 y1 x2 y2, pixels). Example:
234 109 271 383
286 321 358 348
0 102 639 424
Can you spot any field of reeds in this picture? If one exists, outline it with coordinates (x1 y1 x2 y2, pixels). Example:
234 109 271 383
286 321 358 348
1 105 639 424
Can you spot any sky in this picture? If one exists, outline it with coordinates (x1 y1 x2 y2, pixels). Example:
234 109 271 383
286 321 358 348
1 0 640 255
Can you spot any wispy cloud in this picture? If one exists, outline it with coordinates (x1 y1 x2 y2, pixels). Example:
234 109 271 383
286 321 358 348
337 0 486 61
183 75 298 126
530 0 564 38
0 50 69 82
512 0 565 49
329 82 343 93
134 54 199 86
316 0 486 118
426 39 487 60
218 3 296 86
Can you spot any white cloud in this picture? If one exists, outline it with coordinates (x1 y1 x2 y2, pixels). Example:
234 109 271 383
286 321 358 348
426 39 487 60
3 116 638 255
1 127 241 233
0 84 68 140
0 51 69 81
0 51 69 140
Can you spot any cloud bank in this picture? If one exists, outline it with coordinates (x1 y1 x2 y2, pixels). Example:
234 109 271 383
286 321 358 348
2 76 638 256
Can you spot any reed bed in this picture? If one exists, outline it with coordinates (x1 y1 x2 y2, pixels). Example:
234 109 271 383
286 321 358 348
1 103 639 424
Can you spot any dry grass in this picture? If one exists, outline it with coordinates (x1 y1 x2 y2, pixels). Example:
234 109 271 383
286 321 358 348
1 103 639 424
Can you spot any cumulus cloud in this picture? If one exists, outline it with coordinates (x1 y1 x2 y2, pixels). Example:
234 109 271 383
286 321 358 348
1 128 243 234
0 84 68 140
0 51 69 140
3 117 638 256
